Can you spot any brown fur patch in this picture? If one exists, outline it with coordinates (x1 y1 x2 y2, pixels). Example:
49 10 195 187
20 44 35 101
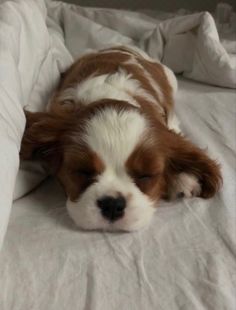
58 146 105 201
161 130 223 199
126 121 222 201
49 46 173 126
126 138 166 202
21 46 222 204
21 100 138 201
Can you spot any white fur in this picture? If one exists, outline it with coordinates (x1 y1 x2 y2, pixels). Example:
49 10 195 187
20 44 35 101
121 46 166 104
124 50 178 120
62 47 181 231
67 108 156 231
59 68 159 108
59 48 176 124
59 70 138 107
162 65 178 95
161 65 180 133
124 57 165 115
84 107 147 166
167 112 181 133
169 173 201 200
143 69 164 103
67 173 155 231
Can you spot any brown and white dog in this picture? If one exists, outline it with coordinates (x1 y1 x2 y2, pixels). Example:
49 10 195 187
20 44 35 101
21 46 222 231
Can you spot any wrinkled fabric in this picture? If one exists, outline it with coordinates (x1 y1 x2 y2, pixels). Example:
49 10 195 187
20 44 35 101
0 0 72 247
0 78 236 310
0 0 48 250
141 12 236 88
0 1 236 308
1 0 236 248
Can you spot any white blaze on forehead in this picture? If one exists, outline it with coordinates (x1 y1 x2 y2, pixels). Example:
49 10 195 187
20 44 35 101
67 106 155 232
84 108 147 168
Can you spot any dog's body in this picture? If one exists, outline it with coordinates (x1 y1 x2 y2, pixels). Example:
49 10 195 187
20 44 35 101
21 46 222 231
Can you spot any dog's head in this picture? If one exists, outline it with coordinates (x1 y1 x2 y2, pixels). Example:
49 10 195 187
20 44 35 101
21 100 222 231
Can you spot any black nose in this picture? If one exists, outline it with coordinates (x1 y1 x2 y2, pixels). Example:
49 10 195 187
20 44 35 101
97 196 126 222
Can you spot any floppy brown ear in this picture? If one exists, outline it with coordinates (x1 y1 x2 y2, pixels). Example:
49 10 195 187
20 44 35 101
20 111 67 173
163 131 222 199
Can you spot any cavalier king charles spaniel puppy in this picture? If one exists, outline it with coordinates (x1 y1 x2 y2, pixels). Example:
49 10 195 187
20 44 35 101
20 46 222 231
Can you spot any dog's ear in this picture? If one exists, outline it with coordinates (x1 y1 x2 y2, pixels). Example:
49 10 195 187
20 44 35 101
163 131 222 199
20 111 68 173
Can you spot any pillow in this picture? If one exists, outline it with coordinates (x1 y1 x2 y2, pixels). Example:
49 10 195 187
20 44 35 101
0 0 72 250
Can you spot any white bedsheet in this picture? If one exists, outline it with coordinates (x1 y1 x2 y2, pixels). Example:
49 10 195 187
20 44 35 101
0 79 236 310
0 1 236 309
1 0 236 249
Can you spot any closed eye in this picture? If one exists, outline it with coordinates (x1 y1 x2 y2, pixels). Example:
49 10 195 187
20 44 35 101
135 174 158 181
76 169 96 178
137 174 153 180
72 169 96 179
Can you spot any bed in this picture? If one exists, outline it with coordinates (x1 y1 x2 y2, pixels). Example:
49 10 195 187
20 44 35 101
0 1 236 309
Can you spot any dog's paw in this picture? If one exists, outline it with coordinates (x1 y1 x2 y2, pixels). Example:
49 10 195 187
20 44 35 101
169 173 201 200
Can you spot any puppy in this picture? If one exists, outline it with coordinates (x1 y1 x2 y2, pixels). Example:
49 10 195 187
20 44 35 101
20 46 222 231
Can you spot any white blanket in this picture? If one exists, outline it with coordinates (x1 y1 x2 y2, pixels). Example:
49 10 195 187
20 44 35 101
1 79 236 310
0 0 236 295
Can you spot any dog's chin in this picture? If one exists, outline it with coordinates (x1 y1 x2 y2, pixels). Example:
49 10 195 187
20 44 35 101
66 199 155 232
